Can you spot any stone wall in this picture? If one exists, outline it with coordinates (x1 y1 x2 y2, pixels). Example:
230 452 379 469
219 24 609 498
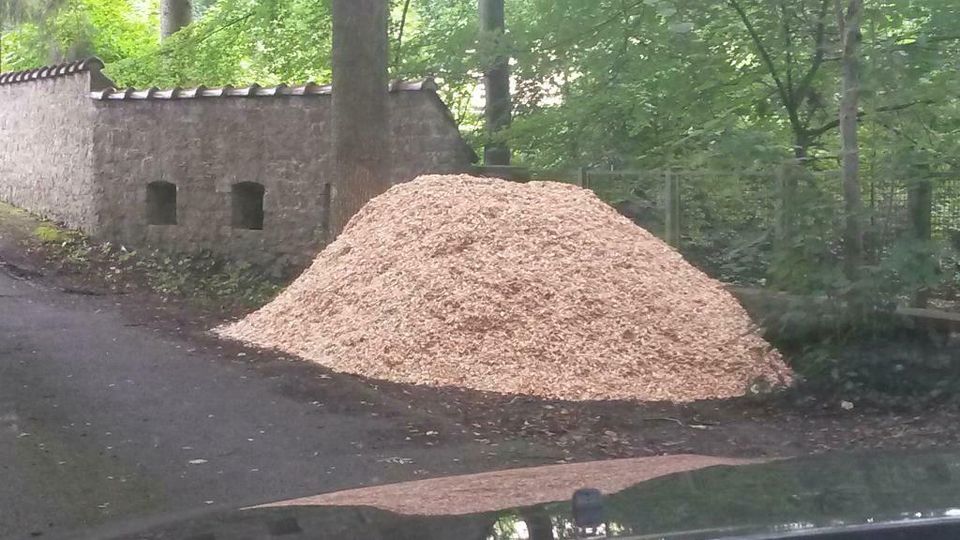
0 66 100 232
92 95 334 273
0 60 475 275
92 90 473 273
388 91 475 182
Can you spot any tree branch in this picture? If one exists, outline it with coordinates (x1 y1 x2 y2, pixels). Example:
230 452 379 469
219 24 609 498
795 0 830 101
542 0 646 51
925 35 960 43
806 99 936 139
779 1 794 99
882 34 960 46
189 12 253 46
877 119 919 146
726 0 803 135
393 0 412 69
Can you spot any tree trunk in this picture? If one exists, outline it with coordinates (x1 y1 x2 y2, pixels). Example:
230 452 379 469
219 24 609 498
329 0 391 239
837 0 863 280
479 0 511 165
161 0 192 39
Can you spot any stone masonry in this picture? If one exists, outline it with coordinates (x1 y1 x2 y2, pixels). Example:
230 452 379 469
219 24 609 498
0 59 476 274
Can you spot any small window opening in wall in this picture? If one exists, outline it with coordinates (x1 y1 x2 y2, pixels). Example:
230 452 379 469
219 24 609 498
146 181 177 225
232 182 265 230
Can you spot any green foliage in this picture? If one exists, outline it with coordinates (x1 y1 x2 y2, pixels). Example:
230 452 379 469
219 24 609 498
106 0 335 87
785 327 960 407
134 249 280 306
4 0 957 172
758 238 960 405
33 220 280 308
35 222 99 266
1 0 156 70
34 223 71 243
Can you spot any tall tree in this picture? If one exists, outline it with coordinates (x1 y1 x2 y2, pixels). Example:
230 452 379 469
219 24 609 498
837 0 863 278
724 0 833 160
329 0 390 238
161 0 191 39
479 0 511 165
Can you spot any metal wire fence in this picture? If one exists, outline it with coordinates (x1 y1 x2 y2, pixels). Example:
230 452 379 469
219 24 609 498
531 165 960 285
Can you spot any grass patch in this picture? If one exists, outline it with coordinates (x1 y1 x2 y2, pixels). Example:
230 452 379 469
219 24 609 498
34 224 72 244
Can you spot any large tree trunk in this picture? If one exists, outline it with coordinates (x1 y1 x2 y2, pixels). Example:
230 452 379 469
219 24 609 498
161 0 192 39
329 0 391 238
479 0 511 166
837 0 863 280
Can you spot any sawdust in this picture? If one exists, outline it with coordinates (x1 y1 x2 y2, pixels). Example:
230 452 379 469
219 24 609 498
218 174 791 402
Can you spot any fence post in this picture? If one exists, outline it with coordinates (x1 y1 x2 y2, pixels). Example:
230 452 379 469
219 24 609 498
908 179 933 241
664 170 680 248
907 176 933 308
774 162 797 252
577 166 588 188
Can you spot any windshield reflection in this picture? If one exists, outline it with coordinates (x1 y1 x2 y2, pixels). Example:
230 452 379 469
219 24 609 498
482 451 960 539
103 451 960 540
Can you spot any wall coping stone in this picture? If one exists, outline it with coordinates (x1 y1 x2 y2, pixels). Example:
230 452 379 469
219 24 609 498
0 57 105 85
0 57 440 99
91 79 439 100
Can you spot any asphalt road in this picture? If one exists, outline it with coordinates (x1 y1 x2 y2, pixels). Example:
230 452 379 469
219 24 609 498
0 268 540 539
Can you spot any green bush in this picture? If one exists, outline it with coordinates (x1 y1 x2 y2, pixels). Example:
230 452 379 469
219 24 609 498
31 222 281 309
759 287 959 406
786 330 960 407
134 249 281 307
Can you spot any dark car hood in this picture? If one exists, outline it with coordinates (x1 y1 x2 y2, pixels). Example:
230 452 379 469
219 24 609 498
80 450 960 539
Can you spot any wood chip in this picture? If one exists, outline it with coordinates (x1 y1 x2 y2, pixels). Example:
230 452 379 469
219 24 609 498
217 175 792 402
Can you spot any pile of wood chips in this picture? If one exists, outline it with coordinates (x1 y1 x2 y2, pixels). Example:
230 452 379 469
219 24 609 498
218 174 792 402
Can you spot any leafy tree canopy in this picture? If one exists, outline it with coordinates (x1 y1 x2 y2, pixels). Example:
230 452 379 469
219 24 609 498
2 0 956 170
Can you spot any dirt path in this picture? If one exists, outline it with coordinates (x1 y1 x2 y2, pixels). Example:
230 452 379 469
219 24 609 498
0 269 552 539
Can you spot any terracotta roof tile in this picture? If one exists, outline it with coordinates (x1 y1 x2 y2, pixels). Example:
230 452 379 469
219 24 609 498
0 57 104 86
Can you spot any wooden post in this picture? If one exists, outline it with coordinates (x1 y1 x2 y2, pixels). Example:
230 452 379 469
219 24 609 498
774 162 797 250
908 179 933 241
908 176 933 308
664 170 680 248
577 167 588 188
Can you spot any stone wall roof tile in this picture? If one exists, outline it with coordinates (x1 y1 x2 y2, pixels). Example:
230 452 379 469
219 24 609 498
2 58 439 100
0 58 105 86
90 79 434 100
